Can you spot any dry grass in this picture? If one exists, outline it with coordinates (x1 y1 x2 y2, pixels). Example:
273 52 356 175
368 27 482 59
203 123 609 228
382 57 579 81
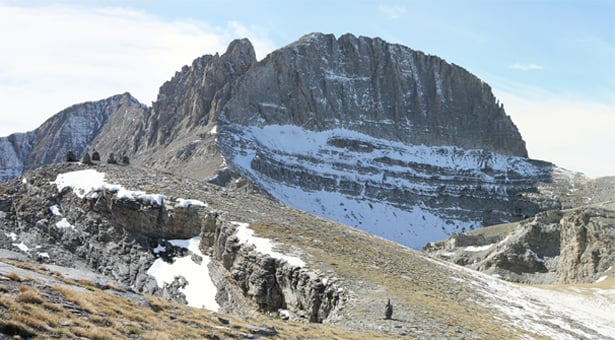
16 285 45 304
4 271 22 281
77 278 98 288
249 219 524 338
0 277 380 339
52 286 97 314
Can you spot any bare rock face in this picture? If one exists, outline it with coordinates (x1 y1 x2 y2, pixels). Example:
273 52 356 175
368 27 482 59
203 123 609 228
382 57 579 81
0 93 146 182
220 33 527 157
425 202 615 284
557 206 615 282
0 163 345 322
201 219 343 322
144 38 256 147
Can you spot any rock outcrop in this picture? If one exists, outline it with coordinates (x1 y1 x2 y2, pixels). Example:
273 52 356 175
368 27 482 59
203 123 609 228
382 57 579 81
424 201 615 284
0 163 344 322
201 220 342 322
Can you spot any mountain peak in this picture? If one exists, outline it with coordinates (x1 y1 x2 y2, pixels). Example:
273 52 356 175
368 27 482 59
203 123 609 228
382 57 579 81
221 32 527 157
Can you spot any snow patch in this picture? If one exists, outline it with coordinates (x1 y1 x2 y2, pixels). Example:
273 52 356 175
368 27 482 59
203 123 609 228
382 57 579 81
5 232 17 241
176 198 207 208
55 218 74 230
147 236 219 311
278 309 291 319
595 275 608 283
464 244 494 252
53 169 165 205
12 242 29 252
49 205 62 216
233 222 305 267
429 257 615 339
53 169 106 198
153 244 166 254
37 252 50 259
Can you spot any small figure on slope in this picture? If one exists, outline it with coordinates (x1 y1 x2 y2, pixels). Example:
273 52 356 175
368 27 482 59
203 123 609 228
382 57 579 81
385 298 393 320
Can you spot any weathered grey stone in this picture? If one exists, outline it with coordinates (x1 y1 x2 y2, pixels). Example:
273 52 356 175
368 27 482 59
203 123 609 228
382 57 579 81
81 152 92 165
205 219 345 322
65 151 78 162
425 202 615 284
106 152 117 164
220 33 527 157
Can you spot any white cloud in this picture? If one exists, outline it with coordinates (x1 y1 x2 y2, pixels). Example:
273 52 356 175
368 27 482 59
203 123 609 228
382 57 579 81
494 88 615 178
378 4 407 20
508 63 544 71
0 3 276 136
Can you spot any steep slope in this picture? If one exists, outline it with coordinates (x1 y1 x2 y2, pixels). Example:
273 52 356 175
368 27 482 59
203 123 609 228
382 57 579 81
220 33 527 157
0 93 146 182
1 164 613 339
215 33 554 248
89 38 258 180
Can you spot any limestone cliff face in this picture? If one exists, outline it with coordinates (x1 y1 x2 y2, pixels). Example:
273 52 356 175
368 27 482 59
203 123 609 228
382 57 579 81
201 220 342 322
557 206 615 282
220 33 527 157
424 201 615 284
0 164 344 322
143 38 256 148
0 93 146 182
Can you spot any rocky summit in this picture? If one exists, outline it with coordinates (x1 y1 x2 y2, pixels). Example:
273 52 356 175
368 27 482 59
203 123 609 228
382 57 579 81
0 33 614 338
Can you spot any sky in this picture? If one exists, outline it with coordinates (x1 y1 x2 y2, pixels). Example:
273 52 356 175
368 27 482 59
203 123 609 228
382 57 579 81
0 0 613 178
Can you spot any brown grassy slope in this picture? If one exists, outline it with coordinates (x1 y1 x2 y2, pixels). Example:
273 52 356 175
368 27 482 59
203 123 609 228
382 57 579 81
11 163 542 338
0 258 388 339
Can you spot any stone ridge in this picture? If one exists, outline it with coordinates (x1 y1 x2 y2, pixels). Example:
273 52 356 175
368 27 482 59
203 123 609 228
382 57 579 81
141 38 257 148
0 93 146 182
220 32 527 157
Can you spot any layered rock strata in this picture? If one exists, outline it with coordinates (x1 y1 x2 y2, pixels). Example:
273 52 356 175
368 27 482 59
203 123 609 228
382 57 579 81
0 164 344 321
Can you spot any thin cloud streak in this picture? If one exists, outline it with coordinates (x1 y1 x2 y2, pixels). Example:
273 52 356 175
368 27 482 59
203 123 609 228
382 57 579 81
378 4 407 20
508 63 544 71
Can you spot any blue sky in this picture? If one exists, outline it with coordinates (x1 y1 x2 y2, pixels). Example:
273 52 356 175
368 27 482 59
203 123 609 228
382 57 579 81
0 0 613 177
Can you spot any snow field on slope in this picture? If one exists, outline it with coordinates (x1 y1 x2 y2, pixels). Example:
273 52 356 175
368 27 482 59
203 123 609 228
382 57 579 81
248 182 456 249
53 169 165 204
232 222 305 267
244 125 543 177
431 257 615 339
231 125 524 248
147 236 220 311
